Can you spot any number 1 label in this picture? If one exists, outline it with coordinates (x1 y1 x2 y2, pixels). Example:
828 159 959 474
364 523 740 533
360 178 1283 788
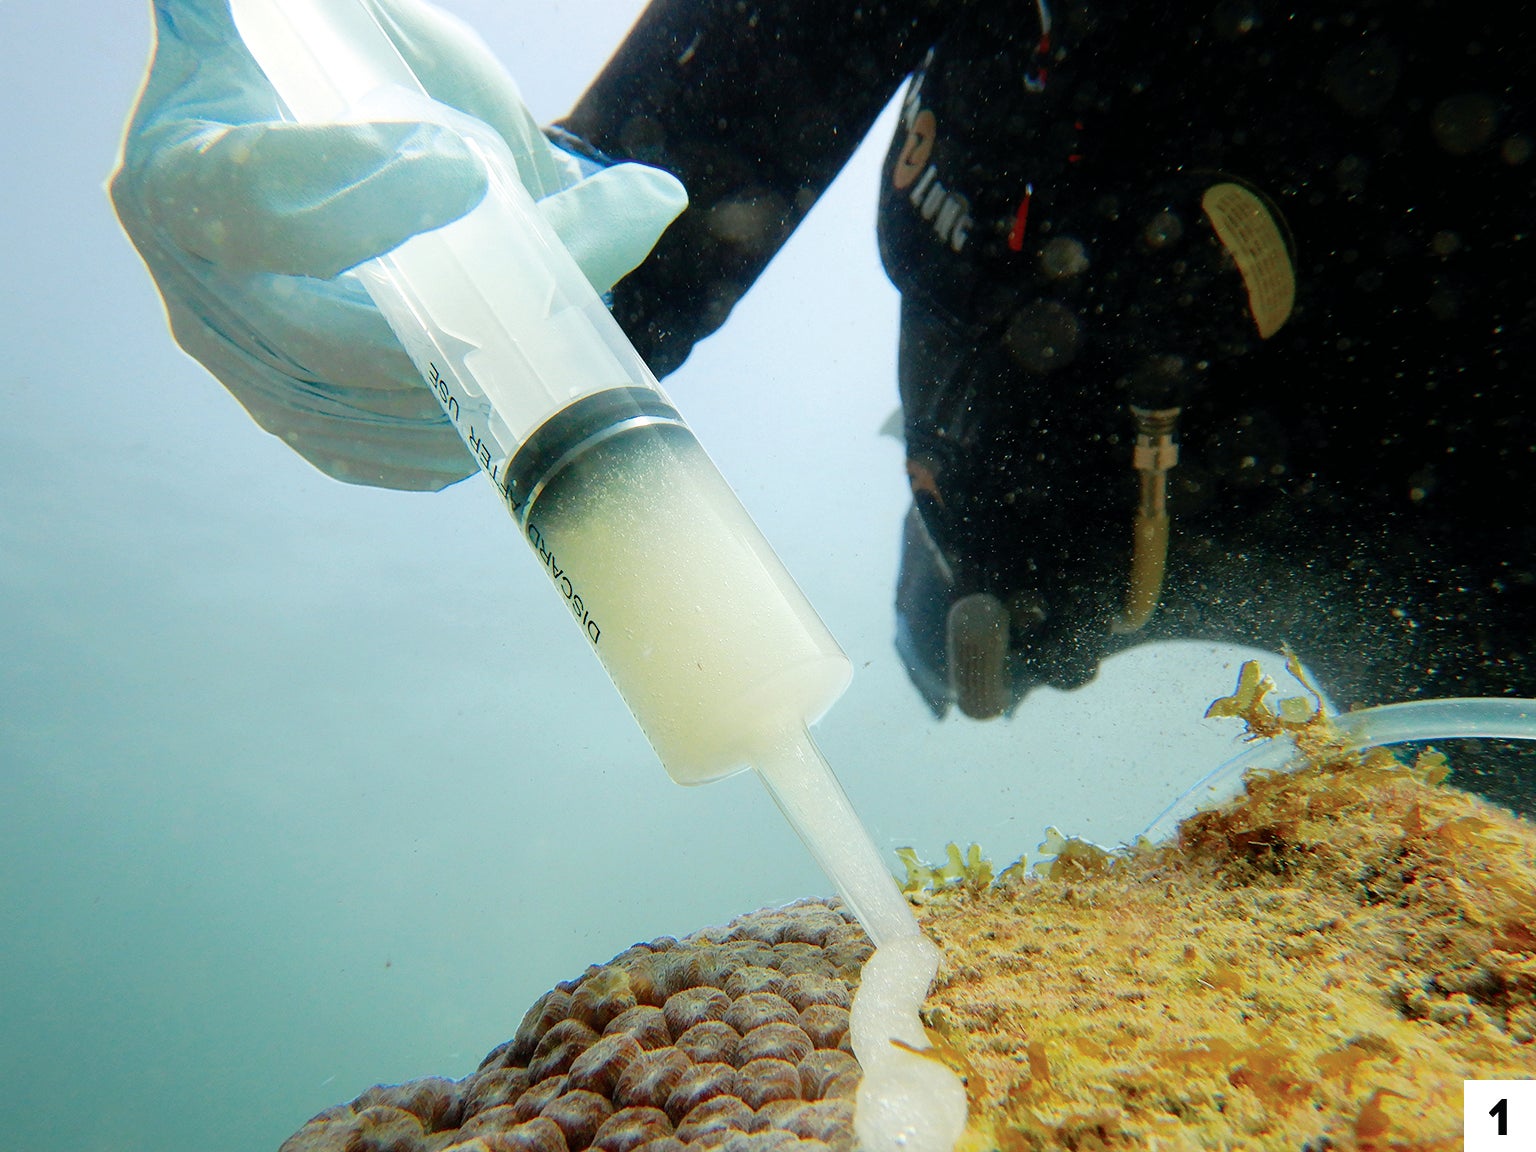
1466 1080 1536 1150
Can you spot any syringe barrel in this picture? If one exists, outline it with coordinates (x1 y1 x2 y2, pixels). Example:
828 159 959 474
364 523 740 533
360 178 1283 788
233 0 853 782
514 399 852 782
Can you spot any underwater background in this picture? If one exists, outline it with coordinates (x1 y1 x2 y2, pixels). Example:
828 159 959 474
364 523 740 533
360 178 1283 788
0 3 1311 1151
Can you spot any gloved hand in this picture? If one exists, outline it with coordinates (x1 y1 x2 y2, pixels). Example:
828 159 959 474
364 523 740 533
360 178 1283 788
112 0 687 490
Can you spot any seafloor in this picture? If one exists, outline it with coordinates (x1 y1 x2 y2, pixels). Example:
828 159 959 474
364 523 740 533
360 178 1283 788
278 738 1536 1152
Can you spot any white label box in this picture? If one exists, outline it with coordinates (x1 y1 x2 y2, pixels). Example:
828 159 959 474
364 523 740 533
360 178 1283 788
1466 1079 1536 1150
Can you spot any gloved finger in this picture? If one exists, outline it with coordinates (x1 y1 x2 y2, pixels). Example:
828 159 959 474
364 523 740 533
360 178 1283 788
170 265 477 490
136 118 488 279
537 162 689 296
364 0 578 198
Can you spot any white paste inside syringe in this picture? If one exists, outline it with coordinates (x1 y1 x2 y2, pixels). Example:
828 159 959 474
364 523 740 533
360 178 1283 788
521 422 851 784
523 422 967 1152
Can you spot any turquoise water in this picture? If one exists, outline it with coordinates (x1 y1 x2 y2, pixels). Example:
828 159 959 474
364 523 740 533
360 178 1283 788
0 5 1308 1151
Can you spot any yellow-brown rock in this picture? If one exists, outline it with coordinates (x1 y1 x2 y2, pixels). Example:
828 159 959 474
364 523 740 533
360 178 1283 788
916 745 1536 1151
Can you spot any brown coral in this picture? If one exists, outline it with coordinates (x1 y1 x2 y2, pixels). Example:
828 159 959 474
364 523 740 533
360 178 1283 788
279 899 867 1152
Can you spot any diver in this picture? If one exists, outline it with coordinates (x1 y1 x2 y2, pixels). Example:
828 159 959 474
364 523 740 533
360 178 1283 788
113 0 1536 810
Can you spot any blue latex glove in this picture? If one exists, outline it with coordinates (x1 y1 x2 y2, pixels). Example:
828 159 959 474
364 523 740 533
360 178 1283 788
112 0 687 490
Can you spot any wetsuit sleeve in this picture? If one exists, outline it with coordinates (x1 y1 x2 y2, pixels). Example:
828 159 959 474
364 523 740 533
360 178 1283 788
556 0 948 377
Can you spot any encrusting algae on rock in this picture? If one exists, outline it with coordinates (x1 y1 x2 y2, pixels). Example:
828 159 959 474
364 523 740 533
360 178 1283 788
280 664 1536 1152
909 660 1536 1150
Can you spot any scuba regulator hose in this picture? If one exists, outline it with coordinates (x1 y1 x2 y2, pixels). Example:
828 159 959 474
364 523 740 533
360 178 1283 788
1110 178 1294 634
1115 405 1181 633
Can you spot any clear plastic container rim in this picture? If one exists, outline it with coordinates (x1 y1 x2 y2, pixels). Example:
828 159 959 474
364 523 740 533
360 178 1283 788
1142 696 1536 842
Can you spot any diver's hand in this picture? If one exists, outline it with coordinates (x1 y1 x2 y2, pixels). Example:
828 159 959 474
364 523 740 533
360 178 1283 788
112 0 686 489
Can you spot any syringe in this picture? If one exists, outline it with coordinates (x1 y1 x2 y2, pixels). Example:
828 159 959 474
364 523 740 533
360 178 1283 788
229 1 966 1149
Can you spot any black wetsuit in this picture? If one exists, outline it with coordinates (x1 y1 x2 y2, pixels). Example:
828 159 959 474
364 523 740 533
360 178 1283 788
559 0 1536 810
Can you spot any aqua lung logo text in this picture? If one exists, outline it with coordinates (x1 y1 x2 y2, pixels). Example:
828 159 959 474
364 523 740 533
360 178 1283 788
893 73 974 254
526 522 601 645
